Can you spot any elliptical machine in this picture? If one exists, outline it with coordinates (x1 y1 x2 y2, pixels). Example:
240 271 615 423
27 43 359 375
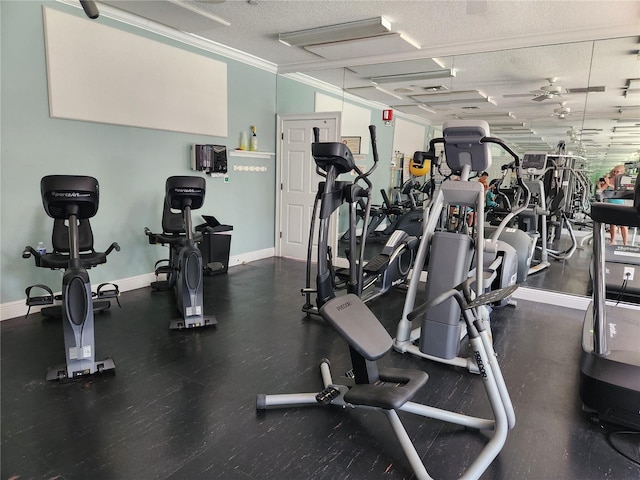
146 176 217 330
302 126 418 315
23 175 117 380
394 121 532 373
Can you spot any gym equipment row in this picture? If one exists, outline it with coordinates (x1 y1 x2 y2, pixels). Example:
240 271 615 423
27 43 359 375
23 174 230 380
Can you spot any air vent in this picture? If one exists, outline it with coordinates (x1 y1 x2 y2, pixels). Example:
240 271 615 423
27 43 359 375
565 86 606 94
422 85 448 92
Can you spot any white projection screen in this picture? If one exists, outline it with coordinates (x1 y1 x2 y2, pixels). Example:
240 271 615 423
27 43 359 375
43 7 228 137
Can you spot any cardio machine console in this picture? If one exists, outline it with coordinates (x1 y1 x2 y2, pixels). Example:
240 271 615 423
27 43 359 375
312 142 356 175
521 152 548 176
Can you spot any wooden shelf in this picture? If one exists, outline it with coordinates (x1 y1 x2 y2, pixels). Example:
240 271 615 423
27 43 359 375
229 150 275 159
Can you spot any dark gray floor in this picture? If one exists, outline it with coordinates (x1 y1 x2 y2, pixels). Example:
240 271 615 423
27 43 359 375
2 257 639 479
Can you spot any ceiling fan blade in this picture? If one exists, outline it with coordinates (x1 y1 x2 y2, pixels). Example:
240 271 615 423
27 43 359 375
532 94 549 102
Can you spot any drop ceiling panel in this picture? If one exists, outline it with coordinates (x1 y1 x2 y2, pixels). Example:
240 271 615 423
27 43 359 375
304 33 419 60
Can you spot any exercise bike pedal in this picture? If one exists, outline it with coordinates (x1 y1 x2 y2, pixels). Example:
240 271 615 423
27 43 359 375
24 284 54 317
96 283 121 307
316 386 341 404
25 284 54 307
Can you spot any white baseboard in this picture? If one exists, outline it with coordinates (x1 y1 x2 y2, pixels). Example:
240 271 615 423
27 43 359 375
0 248 275 322
512 287 591 311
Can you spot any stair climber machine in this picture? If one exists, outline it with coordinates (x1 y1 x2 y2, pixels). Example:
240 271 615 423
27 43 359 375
145 176 217 330
23 175 119 380
514 152 553 275
301 126 419 316
579 172 640 430
394 120 533 373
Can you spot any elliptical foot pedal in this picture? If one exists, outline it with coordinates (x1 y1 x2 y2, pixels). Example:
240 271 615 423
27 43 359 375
316 386 340 404
363 253 390 275
466 284 519 309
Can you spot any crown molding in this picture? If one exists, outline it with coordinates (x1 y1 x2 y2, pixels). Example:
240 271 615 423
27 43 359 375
55 0 277 74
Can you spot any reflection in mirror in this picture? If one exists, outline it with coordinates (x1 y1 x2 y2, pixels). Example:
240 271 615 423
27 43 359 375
277 36 640 298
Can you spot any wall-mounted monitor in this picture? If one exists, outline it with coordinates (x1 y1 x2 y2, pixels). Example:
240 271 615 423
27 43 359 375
191 144 227 175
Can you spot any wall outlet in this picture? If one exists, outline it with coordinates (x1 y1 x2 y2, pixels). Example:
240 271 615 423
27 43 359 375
623 266 635 281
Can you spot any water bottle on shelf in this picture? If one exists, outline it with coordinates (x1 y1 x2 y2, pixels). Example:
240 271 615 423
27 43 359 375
250 125 258 151
37 242 46 256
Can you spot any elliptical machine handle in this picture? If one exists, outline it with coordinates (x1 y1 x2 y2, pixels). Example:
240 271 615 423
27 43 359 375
313 127 320 143
352 125 380 188
369 125 379 165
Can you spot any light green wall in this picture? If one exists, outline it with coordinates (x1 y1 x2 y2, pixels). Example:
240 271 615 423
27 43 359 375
1 1 276 304
0 1 430 307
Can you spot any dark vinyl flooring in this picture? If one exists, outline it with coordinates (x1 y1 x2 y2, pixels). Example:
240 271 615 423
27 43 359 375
2 257 640 480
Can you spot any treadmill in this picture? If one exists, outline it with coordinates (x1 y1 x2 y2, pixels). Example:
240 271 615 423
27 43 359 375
580 175 640 429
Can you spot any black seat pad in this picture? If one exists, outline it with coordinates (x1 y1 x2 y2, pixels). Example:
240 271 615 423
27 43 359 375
38 251 107 269
344 368 429 410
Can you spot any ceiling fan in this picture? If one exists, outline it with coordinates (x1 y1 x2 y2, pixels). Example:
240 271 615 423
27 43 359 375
504 77 564 102
551 102 572 119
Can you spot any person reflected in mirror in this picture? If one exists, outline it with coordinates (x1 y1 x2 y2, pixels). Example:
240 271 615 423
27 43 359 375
486 179 499 209
596 165 628 245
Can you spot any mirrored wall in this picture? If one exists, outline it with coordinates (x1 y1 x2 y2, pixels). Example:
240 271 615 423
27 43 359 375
277 35 640 297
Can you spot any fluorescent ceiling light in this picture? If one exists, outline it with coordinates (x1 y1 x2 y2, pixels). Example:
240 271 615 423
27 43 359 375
305 33 419 61
489 122 526 127
393 104 437 116
345 85 403 102
457 112 516 119
410 90 493 104
372 69 456 84
279 17 391 47
349 58 444 77
492 130 537 135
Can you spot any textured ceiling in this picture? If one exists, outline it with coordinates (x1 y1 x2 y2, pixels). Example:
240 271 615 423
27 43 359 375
96 0 640 168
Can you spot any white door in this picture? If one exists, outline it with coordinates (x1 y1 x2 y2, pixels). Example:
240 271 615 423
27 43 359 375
277 113 340 260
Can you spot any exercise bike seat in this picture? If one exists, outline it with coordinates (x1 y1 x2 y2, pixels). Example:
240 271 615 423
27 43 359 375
25 218 119 270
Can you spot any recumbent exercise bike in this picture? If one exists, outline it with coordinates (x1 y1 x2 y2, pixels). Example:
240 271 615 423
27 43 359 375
145 176 217 330
23 175 119 380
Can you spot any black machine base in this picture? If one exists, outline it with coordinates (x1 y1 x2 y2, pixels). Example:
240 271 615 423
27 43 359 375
580 303 640 430
170 315 217 330
45 357 116 381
